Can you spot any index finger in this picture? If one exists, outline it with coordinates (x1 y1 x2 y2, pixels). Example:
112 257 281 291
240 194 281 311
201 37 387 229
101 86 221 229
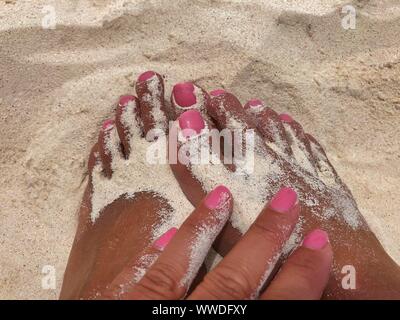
127 185 233 299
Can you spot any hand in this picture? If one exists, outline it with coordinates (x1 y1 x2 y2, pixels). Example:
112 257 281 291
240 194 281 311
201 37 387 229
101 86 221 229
101 186 333 300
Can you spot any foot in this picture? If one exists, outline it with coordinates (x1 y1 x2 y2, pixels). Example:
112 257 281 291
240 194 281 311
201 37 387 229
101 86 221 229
60 72 196 299
168 84 400 299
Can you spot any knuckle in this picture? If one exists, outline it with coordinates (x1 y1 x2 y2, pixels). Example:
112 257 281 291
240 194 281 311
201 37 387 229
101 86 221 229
252 219 284 245
203 265 253 299
288 254 320 287
137 262 184 299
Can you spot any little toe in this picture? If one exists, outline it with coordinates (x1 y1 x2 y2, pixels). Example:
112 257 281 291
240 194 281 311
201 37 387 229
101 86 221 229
279 113 318 175
244 99 292 156
88 142 100 177
98 119 121 178
171 82 210 119
115 95 142 158
135 71 168 139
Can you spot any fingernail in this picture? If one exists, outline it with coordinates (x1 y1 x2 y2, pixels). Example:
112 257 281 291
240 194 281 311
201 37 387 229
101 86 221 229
210 89 226 97
269 187 298 213
279 113 293 123
173 82 196 107
102 119 115 130
119 95 135 107
245 99 263 109
138 70 156 82
302 229 329 250
154 227 178 251
178 109 205 137
204 185 232 209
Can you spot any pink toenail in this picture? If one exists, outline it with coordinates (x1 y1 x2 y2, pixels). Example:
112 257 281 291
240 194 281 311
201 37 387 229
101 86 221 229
269 187 298 213
178 109 205 137
119 95 135 107
154 227 178 251
204 185 232 209
210 89 226 97
173 82 196 107
247 99 263 108
279 113 293 123
102 119 114 130
138 71 156 82
302 229 329 250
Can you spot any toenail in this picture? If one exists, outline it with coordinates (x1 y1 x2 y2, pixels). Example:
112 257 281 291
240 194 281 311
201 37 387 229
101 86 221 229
154 227 178 251
178 109 205 137
210 89 226 97
204 185 232 210
119 95 135 107
173 82 196 107
102 119 115 130
302 229 329 250
138 71 156 82
279 113 293 123
269 187 298 213
246 99 264 108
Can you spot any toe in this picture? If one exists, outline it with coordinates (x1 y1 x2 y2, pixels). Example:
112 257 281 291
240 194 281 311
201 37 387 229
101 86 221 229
207 91 257 131
306 133 341 187
115 95 142 158
278 114 318 175
98 119 120 178
88 143 101 177
135 71 168 139
171 82 210 119
244 99 292 156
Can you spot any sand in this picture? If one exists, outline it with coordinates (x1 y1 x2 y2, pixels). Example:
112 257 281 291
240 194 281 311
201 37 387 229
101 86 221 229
0 0 399 299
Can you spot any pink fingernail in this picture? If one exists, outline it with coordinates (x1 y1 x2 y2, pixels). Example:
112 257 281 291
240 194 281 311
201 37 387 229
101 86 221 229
119 95 135 107
173 82 196 107
269 187 298 213
279 113 293 123
210 89 226 97
303 229 329 250
204 185 232 209
178 109 205 137
102 119 115 130
138 70 156 82
245 99 263 109
154 227 178 251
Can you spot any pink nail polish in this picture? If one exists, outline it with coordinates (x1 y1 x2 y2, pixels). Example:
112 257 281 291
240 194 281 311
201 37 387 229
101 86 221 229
210 89 226 97
119 95 135 107
269 187 298 213
279 113 293 123
245 99 263 109
154 227 178 251
138 70 156 82
102 119 115 130
302 229 329 250
204 185 232 209
173 82 196 107
178 110 205 137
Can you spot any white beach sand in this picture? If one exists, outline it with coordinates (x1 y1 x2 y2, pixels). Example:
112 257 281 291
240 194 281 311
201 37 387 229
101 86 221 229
0 0 399 299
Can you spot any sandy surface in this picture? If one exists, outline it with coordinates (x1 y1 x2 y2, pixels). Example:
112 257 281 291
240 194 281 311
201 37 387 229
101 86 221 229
0 0 399 299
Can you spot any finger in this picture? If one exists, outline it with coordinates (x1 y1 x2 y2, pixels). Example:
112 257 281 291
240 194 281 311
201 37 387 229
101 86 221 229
128 185 233 299
135 71 168 138
102 228 178 299
261 229 333 300
188 187 300 300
